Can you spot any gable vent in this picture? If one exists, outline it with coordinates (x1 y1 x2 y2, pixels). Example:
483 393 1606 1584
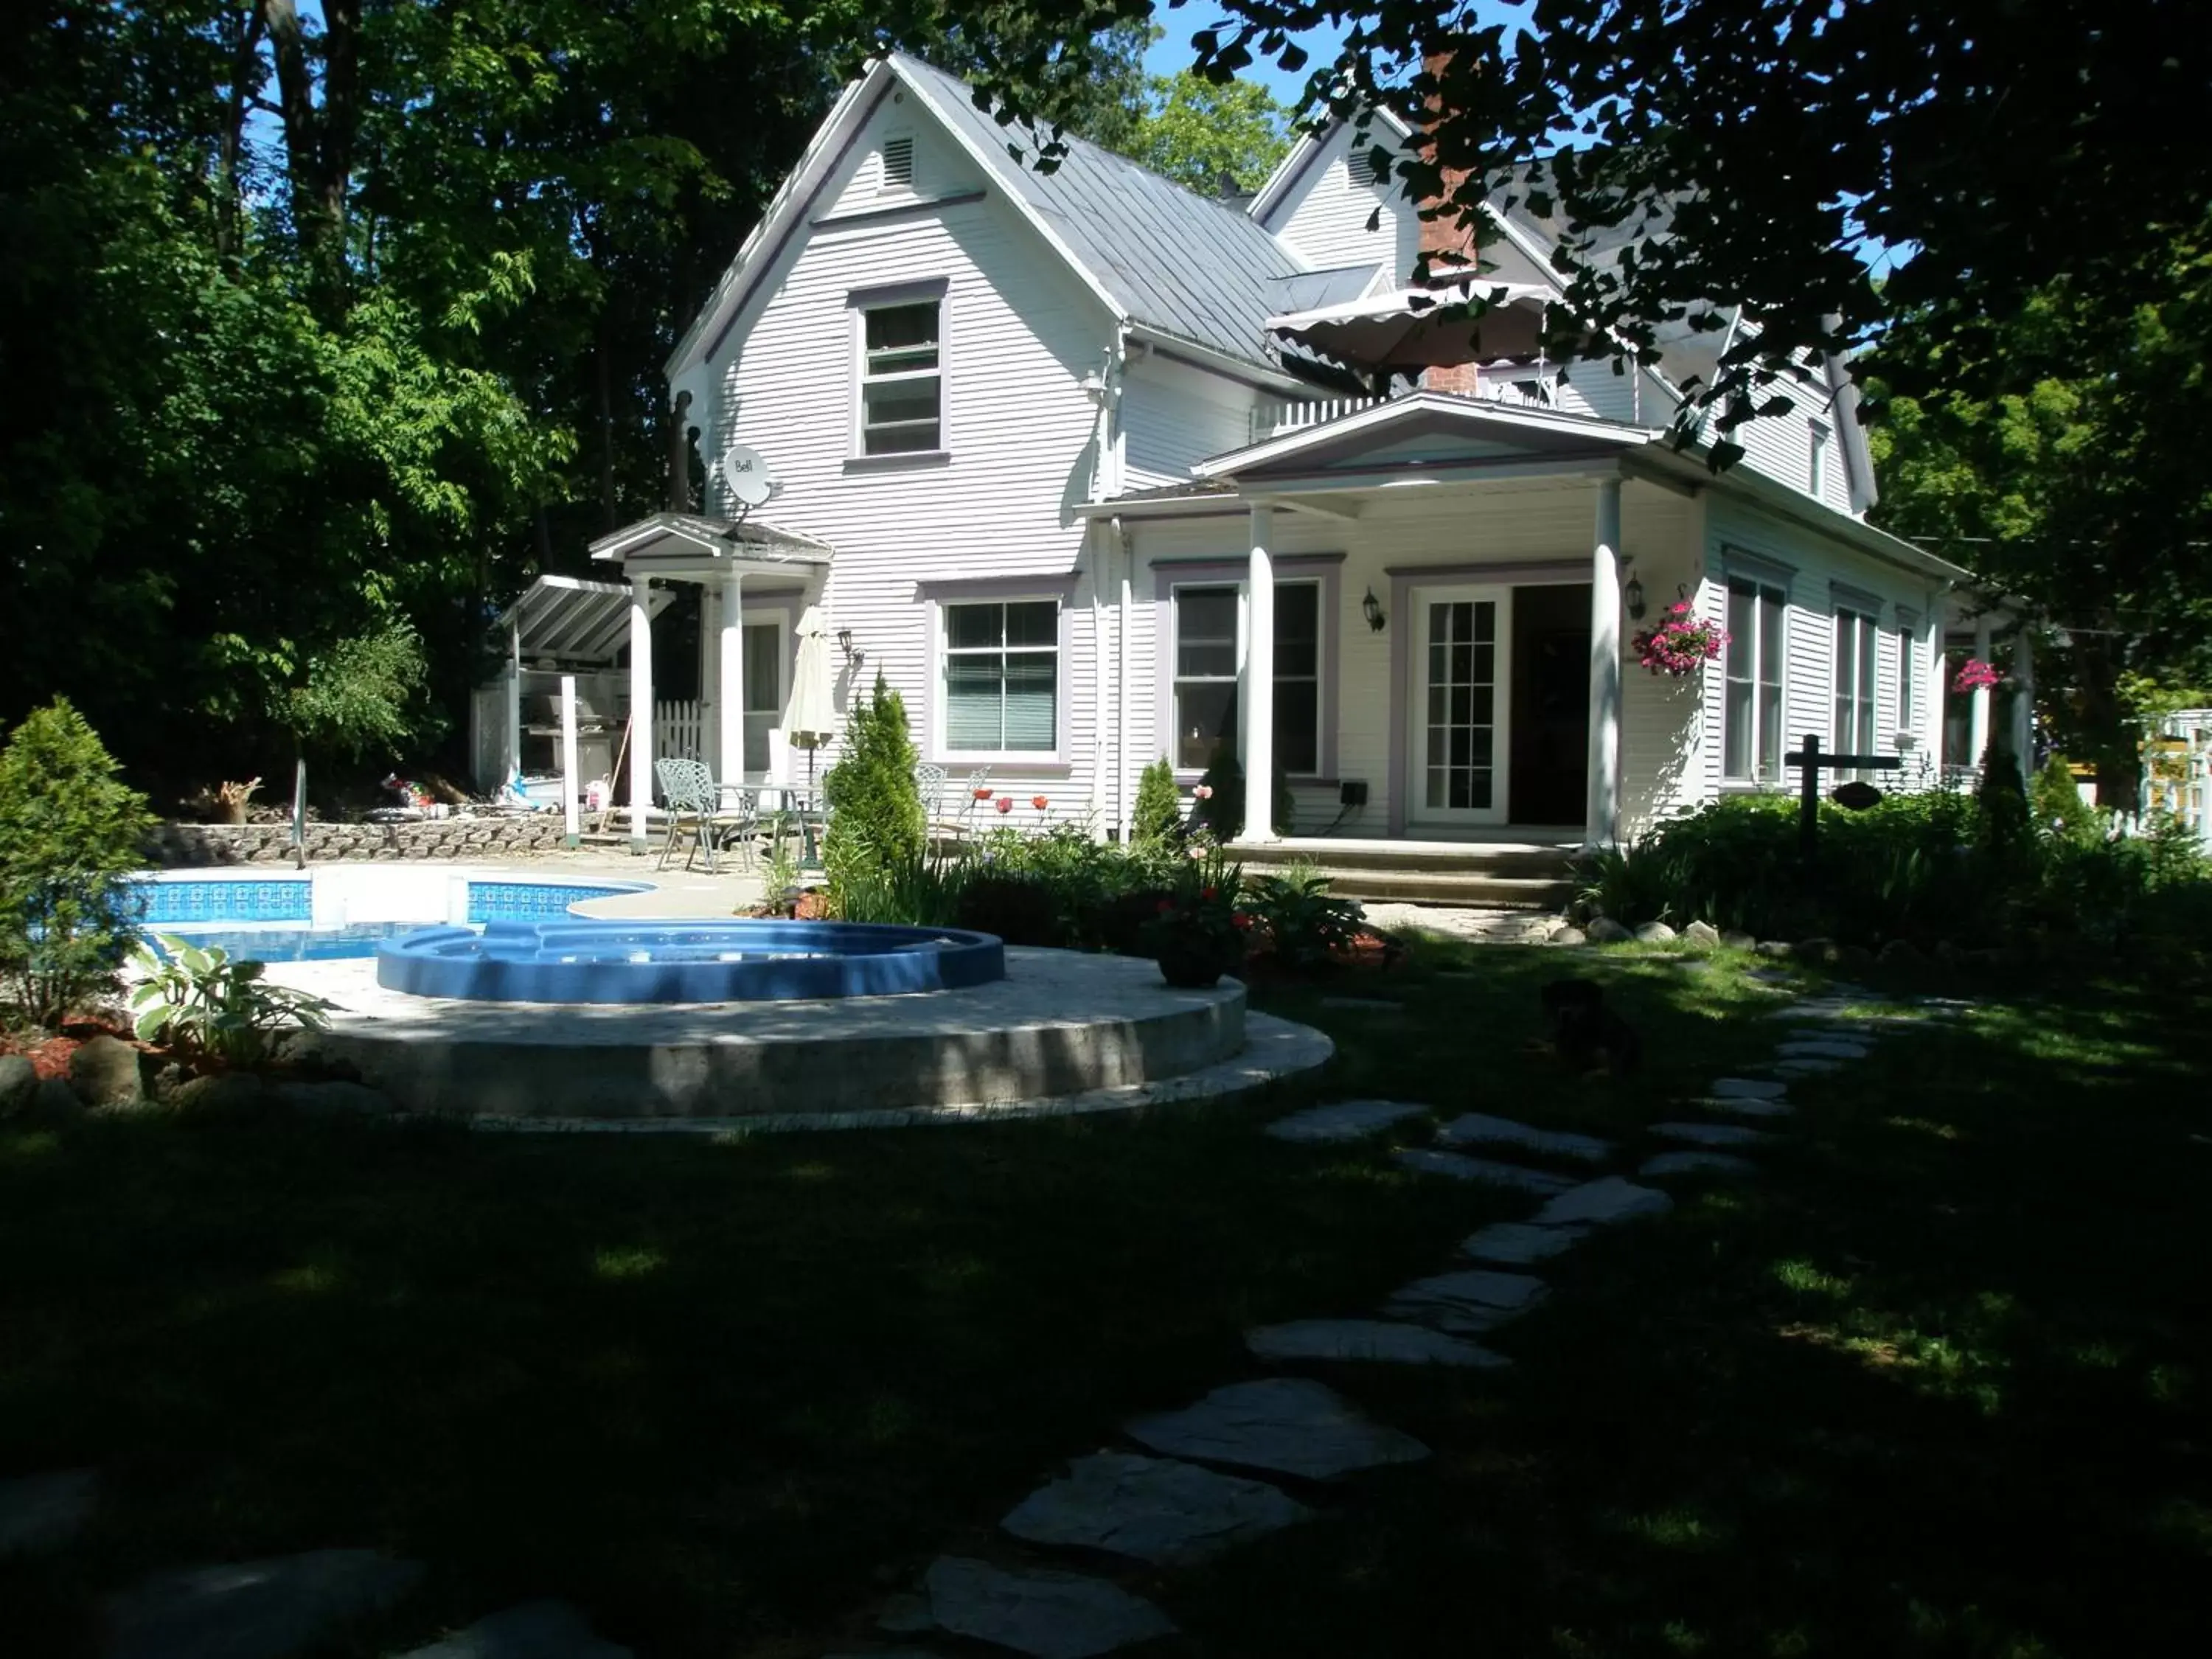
880 136 916 191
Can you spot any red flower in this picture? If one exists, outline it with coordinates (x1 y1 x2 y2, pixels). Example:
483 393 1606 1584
1031 794 1049 810
1155 899 1174 914
1231 913 1253 930
995 796 1012 814
1201 886 1217 901
973 787 993 800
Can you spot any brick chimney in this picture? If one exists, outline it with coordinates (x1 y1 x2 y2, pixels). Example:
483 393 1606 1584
1416 46 1480 395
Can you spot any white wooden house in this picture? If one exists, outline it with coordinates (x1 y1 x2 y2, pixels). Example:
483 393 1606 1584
590 52 2019 866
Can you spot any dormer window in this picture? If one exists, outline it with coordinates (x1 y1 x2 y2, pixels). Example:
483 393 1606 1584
879 135 916 192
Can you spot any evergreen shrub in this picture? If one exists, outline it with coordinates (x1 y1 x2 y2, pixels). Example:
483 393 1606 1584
1132 756 1183 848
822 673 924 902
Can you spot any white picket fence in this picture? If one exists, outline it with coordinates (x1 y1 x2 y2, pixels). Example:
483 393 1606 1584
654 700 705 765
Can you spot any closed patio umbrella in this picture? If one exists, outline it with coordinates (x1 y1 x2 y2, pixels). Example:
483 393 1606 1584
785 604 838 788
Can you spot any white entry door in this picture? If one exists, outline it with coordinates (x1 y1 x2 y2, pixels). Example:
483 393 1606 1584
1409 585 1512 827
740 611 790 782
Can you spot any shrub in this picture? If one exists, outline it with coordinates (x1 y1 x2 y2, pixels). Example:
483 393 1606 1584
0 699 156 1027
832 851 964 927
2031 754 2101 844
1245 864 1363 975
131 934 333 1068
953 870 1062 947
1131 756 1183 849
1975 747 2034 866
1141 842 1248 979
823 673 924 903
1191 745 1292 839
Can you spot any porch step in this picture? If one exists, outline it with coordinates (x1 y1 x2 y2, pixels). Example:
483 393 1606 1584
1227 839 1578 909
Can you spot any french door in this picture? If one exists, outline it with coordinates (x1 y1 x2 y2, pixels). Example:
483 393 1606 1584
1408 585 1513 827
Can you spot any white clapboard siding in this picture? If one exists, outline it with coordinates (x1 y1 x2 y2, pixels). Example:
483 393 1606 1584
1261 125 1419 279
1124 358 1259 488
696 90 1116 828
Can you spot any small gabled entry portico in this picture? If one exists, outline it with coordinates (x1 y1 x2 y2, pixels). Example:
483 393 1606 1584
589 512 834 849
1154 392 1666 852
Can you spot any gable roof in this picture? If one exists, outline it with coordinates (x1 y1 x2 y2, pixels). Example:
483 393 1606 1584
668 53 1310 383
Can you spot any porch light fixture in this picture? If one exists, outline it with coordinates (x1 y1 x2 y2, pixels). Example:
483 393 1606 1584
837 626 856 660
1362 586 1386 632
1623 571 1646 621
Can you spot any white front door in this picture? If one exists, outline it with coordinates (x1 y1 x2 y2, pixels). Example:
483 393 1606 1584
741 611 790 783
1408 585 1512 827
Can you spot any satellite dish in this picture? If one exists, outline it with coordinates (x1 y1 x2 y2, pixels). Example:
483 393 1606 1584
719 442 776 509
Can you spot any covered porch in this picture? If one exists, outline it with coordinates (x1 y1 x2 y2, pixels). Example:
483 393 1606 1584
588 512 836 848
1104 392 1699 852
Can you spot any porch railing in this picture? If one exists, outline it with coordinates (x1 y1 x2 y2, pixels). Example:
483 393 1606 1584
1248 377 1567 444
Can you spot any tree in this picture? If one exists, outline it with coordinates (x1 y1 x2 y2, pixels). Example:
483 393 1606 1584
1132 755 1183 847
1127 71 1290 194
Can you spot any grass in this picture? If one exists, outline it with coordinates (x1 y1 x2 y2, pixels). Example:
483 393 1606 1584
2 942 2208 1655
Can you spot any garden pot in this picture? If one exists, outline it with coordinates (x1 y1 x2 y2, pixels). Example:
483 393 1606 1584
1155 945 1231 990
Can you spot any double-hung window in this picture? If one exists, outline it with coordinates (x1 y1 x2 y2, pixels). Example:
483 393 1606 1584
1171 582 1321 773
1722 579 1786 782
943 599 1057 753
1833 608 1879 768
1896 624 1916 737
858 299 942 455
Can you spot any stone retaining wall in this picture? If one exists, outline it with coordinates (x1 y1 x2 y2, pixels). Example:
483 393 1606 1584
146 817 568 867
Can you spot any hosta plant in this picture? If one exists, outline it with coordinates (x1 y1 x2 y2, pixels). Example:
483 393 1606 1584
131 934 335 1068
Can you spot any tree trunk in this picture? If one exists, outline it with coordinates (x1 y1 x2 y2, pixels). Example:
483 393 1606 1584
261 0 362 311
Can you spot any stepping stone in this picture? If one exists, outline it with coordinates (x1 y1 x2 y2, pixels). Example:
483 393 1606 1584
1265 1099 1427 1143
1126 1377 1428 1480
1393 1150 1576 1193
1531 1177 1674 1228
102 1550 427 1659
0 1467 97 1557
1641 1151 1759 1179
1774 1059 1846 1078
915 1557 1175 1659
394 1600 632 1659
1777 1039 1871 1060
1652 1121 1782 1149
1695 1096 1797 1119
1247 1319 1508 1368
1384 1268 1548 1335
1710 1077 1790 1100
1001 1451 1310 1563
1320 995 1402 1011
1461 1220 1589 1264
1434 1111 1614 1164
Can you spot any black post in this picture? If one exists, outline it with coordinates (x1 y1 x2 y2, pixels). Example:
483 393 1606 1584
1798 734 1820 859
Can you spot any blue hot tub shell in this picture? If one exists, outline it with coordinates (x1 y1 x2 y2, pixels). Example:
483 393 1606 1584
376 919 1006 1005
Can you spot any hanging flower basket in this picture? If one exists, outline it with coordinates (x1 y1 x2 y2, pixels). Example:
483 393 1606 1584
1952 657 2002 694
1631 602 1729 677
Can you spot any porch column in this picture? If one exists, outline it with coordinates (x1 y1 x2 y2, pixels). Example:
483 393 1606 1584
1928 613 1950 768
1969 613 1993 767
504 616 523 785
717 570 745 793
1585 478 1624 846
1242 505 1277 843
627 573 654 851
2010 625 2034 769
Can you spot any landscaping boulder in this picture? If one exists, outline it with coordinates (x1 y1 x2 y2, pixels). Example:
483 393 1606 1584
1878 939 1924 966
271 1079 394 1119
170 1071 268 1115
1585 917 1633 944
1683 920 1721 949
1835 944 1877 973
0 1054 38 1119
35 1076 83 1122
1632 921 1677 945
1550 926 1587 946
1791 937 1839 966
1756 940 1794 959
1721 930 1757 951
70 1035 146 1110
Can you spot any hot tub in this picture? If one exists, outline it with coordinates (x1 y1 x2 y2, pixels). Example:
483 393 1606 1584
375 919 1006 1004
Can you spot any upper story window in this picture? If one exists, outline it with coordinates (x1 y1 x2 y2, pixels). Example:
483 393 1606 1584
859 299 942 456
1722 578 1786 783
944 599 1058 754
1808 419 1832 496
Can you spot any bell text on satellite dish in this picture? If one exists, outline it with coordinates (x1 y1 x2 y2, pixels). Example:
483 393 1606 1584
721 443 775 509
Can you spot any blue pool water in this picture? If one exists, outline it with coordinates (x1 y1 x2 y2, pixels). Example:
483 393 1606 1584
136 877 639 963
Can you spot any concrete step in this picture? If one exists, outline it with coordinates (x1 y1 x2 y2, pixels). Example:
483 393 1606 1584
1256 867 1573 908
1230 841 1576 880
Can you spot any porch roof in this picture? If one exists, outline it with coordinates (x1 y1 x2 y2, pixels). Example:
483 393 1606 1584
495 574 675 667
588 512 834 579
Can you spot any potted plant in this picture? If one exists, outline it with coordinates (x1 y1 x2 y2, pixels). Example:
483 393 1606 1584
1141 841 1249 988
1631 601 1729 677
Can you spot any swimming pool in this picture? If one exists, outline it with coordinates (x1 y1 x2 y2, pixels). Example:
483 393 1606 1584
135 872 645 963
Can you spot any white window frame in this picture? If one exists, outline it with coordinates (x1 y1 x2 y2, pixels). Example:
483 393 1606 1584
1809 419 1832 496
1896 622 1917 739
739 603 793 784
1169 577 1324 777
852 289 945 459
938 596 1062 762
1832 606 1879 773
1722 578 1787 784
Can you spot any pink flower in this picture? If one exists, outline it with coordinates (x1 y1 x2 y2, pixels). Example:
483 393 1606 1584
1953 657 2002 694
995 796 1012 814
1031 794 1049 810
1192 784 1213 800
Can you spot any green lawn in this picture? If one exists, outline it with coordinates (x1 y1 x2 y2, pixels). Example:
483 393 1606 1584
2 944 2207 1657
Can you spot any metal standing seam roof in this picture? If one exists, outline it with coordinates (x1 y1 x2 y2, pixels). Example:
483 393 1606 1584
891 54 1310 372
